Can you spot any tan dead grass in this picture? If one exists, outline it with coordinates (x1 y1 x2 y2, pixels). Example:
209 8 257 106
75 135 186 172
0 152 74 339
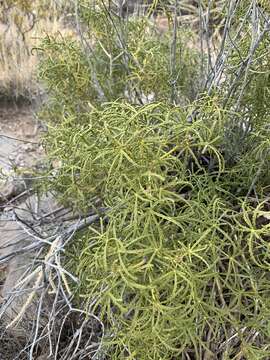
0 4 75 101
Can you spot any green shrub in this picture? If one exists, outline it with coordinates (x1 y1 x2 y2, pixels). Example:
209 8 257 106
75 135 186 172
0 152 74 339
38 1 270 358
41 98 270 359
38 11 202 111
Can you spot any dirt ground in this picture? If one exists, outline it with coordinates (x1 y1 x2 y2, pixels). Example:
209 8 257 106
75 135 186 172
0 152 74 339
0 105 45 202
0 105 43 172
0 105 42 271
0 105 44 359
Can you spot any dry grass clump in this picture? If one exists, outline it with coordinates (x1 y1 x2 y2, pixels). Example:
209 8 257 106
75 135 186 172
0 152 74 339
0 0 74 102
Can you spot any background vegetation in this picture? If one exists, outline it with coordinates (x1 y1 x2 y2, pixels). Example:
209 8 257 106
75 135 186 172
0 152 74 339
0 0 74 101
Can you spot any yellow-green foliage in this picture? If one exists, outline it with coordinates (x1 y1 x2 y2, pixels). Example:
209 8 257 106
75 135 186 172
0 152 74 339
42 100 270 359
37 1 270 359
39 37 96 104
38 12 201 108
43 100 225 206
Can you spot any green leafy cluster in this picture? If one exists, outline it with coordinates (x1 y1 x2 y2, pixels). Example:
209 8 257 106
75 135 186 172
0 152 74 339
42 99 270 359
39 37 97 106
38 12 201 110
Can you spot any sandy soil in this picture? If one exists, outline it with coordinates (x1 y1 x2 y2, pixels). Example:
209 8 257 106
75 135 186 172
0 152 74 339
0 105 45 203
0 106 44 173
0 105 44 279
0 105 44 359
